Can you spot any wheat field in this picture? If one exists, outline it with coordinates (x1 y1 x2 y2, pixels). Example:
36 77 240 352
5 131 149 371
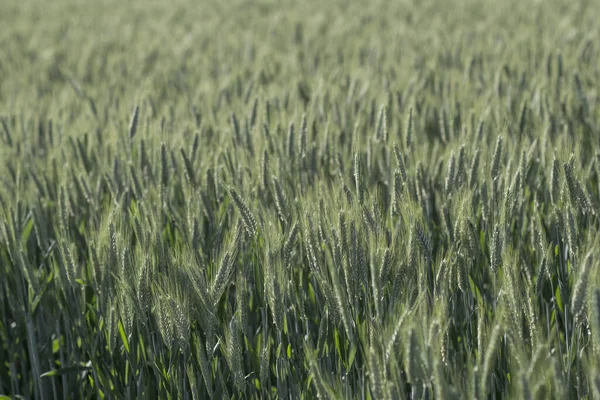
1 0 600 398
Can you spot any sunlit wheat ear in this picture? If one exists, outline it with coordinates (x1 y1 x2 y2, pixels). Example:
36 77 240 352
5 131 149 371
260 343 270 391
299 112 307 157
228 187 257 237
490 135 503 181
154 294 175 349
468 149 480 188
59 239 77 287
375 104 387 142
236 273 248 337
283 222 299 271
571 251 594 322
343 182 354 205
445 150 455 196
535 256 548 295
378 247 392 287
330 251 354 342
393 143 408 182
354 152 363 204
228 315 244 391
434 258 448 297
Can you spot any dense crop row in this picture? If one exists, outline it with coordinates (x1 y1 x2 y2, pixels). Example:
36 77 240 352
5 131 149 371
1 0 600 398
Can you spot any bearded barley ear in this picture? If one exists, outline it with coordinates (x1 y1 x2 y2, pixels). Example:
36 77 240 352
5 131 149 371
58 187 70 232
456 144 466 188
434 259 448 297
286 122 295 159
490 136 503 181
354 153 363 204
128 104 139 140
330 252 354 342
415 223 432 262
476 118 485 141
348 221 360 303
404 107 413 149
438 108 449 143
249 97 258 129
442 205 454 244
230 112 241 144
260 343 270 391
362 205 377 234
180 147 196 188
550 157 560 204
108 222 118 276
375 105 387 142
518 100 528 135
306 342 336 399
261 149 270 193
264 249 284 331
526 293 539 351
369 347 386 399
172 296 190 351
59 239 77 288
535 256 548 295
154 294 175 349
408 226 418 274
338 212 348 259
480 181 490 221
490 224 502 273
228 315 245 391
456 252 470 293
393 143 408 182
343 182 354 205
480 324 502 398
566 207 577 258
272 176 288 226
469 149 481 188
563 162 578 205
236 274 248 337
106 301 118 353
0 116 12 146
228 187 257 237
379 248 392 287
283 222 299 271
299 113 308 158
160 143 169 187
405 328 425 384
445 151 456 195
556 52 563 80
571 251 594 322
211 250 235 305
392 169 403 213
